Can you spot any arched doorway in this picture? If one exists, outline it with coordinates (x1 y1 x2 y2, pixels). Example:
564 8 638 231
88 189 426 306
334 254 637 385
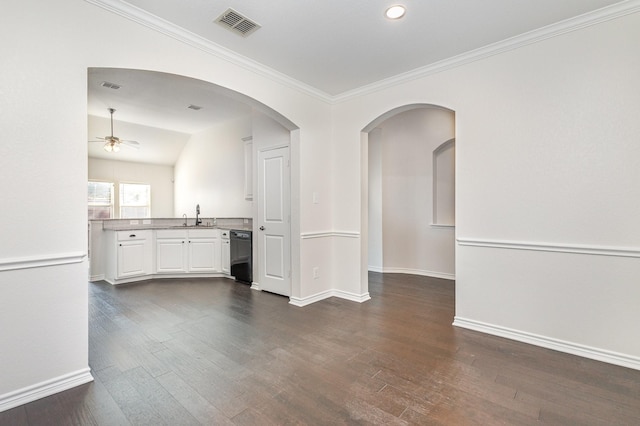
87 67 301 299
360 104 456 295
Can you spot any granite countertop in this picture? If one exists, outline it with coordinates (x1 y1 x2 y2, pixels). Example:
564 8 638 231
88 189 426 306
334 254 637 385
96 218 253 232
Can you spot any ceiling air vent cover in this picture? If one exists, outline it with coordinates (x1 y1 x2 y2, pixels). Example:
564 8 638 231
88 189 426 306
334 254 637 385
215 8 261 37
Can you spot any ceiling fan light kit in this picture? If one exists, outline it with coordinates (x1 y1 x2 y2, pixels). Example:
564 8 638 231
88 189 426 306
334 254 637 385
103 138 120 152
89 107 139 153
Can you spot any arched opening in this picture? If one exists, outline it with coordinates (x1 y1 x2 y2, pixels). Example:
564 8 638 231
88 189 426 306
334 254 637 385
361 104 456 296
87 67 300 299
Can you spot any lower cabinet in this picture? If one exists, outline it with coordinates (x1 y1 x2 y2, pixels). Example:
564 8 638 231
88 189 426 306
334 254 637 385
105 228 228 284
188 234 220 272
106 230 153 282
156 230 188 273
221 236 230 275
155 229 220 274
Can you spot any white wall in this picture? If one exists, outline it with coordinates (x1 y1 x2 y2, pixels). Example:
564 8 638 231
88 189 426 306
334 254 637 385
174 116 252 219
369 108 455 279
332 10 640 369
88 158 175 218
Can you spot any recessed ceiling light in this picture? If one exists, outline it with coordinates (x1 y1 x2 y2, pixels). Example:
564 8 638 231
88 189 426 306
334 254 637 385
385 5 406 20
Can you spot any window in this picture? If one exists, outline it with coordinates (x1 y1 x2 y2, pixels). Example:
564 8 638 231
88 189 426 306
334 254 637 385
119 183 151 218
88 181 114 219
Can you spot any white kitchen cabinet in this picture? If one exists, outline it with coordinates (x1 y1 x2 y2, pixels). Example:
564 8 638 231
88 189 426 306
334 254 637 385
220 229 230 275
187 229 220 273
105 227 228 284
156 230 188 273
156 229 220 274
107 230 152 282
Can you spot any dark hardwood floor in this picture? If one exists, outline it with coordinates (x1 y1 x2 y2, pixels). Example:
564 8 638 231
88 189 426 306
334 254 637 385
2 273 639 425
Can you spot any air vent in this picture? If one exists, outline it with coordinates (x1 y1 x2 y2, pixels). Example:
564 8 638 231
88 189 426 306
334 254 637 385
215 8 260 37
187 104 203 110
100 81 121 90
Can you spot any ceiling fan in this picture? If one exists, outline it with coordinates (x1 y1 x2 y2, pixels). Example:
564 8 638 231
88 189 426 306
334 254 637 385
89 108 140 152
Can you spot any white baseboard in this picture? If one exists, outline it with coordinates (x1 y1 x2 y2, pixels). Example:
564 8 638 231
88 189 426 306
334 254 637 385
0 368 94 413
89 274 105 282
333 289 371 303
369 266 455 281
453 317 640 371
289 289 371 307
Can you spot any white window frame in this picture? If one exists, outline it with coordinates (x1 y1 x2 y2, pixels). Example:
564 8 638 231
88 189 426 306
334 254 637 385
88 180 114 220
119 182 151 219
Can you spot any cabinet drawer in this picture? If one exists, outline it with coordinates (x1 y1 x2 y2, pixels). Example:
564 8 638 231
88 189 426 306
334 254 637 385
116 230 151 241
220 229 230 240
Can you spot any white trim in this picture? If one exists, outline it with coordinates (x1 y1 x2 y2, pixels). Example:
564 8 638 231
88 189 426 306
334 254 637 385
0 368 94 413
430 223 455 229
300 231 360 239
368 265 383 273
105 272 229 285
289 290 333 307
0 252 87 272
333 1 640 102
453 317 640 371
332 289 371 304
457 237 640 258
84 0 333 103
289 289 370 307
89 274 105 282
371 267 455 281
86 0 640 103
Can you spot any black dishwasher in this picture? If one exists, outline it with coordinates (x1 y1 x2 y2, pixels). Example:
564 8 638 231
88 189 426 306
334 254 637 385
230 230 252 284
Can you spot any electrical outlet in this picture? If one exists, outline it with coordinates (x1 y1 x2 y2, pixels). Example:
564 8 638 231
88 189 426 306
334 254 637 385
313 267 320 279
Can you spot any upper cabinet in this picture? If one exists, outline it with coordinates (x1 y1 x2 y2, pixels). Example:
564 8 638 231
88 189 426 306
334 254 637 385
243 136 253 200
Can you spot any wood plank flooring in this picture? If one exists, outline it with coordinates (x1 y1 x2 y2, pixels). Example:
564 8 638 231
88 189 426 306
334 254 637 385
1 272 639 425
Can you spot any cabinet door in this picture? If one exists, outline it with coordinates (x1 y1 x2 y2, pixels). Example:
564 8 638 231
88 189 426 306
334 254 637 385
117 240 147 278
188 238 220 272
221 239 230 275
156 238 187 273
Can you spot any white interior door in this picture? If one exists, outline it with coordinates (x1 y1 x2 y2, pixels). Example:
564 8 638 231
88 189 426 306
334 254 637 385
257 146 291 296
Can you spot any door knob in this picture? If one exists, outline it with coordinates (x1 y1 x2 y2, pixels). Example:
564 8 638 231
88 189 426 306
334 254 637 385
259 226 265 231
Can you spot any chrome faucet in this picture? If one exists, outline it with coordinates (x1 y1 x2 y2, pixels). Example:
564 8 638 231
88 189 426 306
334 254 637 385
195 204 202 226
182 213 187 227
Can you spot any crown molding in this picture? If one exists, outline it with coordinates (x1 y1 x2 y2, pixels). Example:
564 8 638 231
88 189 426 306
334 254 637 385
333 0 640 102
84 0 334 103
85 0 640 105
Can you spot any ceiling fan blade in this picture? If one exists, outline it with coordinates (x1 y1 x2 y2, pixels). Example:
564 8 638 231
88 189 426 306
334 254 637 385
121 140 139 145
121 141 140 150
